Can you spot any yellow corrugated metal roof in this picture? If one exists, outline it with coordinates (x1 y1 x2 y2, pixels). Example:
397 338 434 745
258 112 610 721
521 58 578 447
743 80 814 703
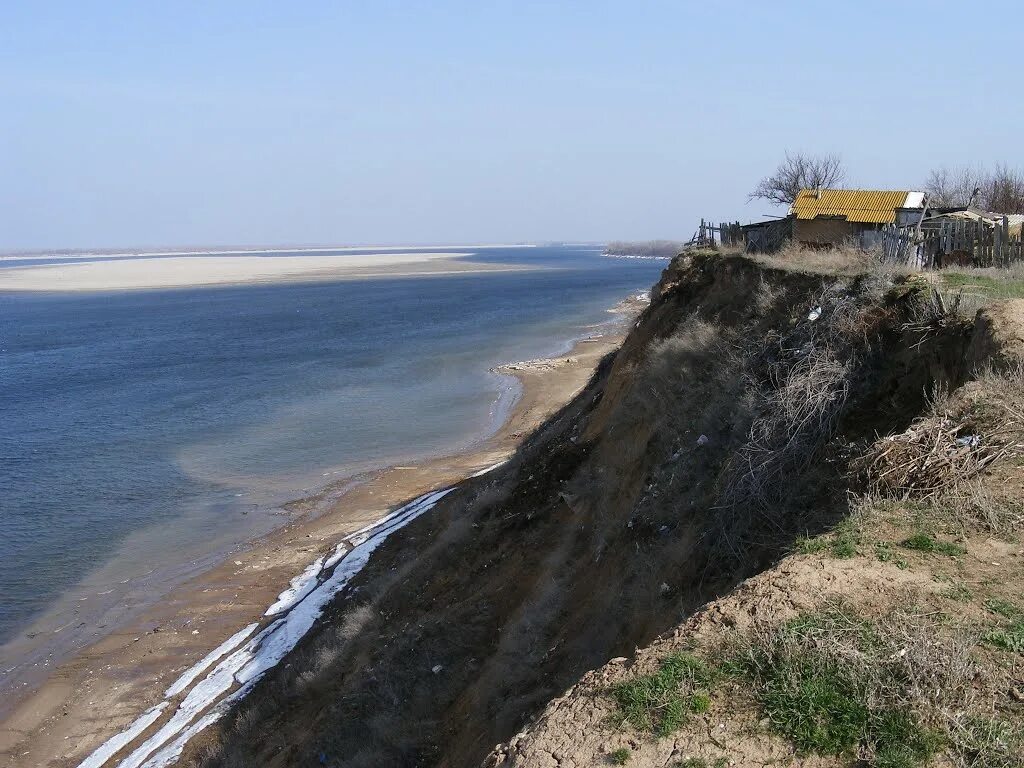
790 189 911 224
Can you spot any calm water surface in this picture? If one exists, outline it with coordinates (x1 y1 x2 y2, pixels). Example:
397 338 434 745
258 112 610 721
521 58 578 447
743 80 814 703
0 245 664 663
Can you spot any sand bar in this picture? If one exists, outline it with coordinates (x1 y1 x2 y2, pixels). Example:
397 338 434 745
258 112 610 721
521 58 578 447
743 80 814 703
0 252 534 292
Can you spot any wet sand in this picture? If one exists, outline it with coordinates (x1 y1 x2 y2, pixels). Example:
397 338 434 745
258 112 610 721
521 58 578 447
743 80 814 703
0 252 535 292
0 298 644 768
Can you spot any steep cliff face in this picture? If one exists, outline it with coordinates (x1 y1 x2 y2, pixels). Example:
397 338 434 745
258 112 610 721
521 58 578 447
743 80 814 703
187 252 978 768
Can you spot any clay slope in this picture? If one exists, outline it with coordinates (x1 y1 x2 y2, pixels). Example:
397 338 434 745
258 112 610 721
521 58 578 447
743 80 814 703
184 251 980 768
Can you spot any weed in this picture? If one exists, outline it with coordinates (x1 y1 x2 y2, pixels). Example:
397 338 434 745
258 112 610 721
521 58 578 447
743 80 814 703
984 598 1020 619
610 652 713 736
977 597 1024 652
875 542 909 569
732 608 966 767
899 531 966 556
940 582 973 602
677 759 729 768
794 535 827 555
609 746 632 765
949 715 1024 768
869 709 944 768
981 605 1024 653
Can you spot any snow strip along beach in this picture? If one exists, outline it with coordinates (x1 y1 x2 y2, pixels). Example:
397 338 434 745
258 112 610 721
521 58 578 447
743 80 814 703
77 487 462 768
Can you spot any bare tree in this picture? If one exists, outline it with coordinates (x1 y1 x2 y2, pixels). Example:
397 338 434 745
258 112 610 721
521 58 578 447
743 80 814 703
749 152 846 206
924 164 1024 213
984 164 1024 213
923 166 984 207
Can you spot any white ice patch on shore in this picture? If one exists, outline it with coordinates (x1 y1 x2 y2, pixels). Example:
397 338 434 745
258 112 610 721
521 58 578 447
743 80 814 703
324 542 349 569
77 704 168 768
470 461 506 478
78 487 454 768
265 557 324 616
164 623 258 698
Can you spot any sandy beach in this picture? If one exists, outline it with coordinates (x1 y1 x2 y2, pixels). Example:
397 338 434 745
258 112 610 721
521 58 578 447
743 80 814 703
0 251 534 292
0 296 645 768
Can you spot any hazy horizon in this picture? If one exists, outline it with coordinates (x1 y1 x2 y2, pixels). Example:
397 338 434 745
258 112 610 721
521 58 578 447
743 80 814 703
3 1 1022 251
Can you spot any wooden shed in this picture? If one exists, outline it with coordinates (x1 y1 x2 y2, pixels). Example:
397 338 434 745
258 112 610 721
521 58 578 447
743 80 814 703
790 189 925 247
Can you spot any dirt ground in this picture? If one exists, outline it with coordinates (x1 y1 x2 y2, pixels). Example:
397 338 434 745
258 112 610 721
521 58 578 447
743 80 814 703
488 531 1024 768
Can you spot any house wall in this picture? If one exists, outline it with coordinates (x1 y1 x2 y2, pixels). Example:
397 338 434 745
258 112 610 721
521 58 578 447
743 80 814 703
895 208 926 227
793 218 855 246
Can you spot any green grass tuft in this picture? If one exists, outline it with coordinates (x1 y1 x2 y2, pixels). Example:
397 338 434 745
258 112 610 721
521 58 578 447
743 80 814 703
899 532 966 557
734 610 944 766
609 746 632 764
756 658 868 755
794 535 827 555
689 691 711 714
875 542 909 569
676 759 729 768
870 709 944 768
610 652 713 736
940 581 973 602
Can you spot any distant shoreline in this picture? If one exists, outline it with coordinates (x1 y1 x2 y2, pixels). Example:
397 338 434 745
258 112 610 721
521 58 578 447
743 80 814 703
0 250 540 293
0 243 543 260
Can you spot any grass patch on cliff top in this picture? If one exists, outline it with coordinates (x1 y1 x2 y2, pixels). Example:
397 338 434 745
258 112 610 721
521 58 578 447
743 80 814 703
609 652 715 736
729 608 961 767
939 270 1024 299
610 605 992 767
899 531 967 557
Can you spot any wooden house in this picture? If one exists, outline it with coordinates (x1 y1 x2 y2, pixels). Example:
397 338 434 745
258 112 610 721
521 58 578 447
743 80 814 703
790 189 925 248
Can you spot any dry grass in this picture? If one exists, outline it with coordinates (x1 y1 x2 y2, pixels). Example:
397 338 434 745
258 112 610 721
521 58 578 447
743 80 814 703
724 603 1006 767
713 280 883 560
748 241 879 276
858 364 1024 533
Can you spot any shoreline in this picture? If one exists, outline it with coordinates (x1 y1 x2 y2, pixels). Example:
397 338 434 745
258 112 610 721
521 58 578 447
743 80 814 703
0 294 646 768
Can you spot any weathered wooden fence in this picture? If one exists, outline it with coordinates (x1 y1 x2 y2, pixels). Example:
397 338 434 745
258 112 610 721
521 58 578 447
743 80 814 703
689 219 743 248
744 217 793 253
881 217 1024 269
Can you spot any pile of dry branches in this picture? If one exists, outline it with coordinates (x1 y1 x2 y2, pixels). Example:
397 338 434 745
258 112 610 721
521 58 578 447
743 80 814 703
859 414 1021 501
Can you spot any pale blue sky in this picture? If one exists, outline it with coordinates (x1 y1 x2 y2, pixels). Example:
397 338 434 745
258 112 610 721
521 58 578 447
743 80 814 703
1 1 1020 250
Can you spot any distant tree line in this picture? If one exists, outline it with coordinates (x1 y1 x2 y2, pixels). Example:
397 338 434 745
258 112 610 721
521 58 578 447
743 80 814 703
604 240 687 258
923 164 1024 213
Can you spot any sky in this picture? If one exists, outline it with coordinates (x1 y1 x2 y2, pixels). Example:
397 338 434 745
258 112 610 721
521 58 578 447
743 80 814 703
1 1 1021 251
